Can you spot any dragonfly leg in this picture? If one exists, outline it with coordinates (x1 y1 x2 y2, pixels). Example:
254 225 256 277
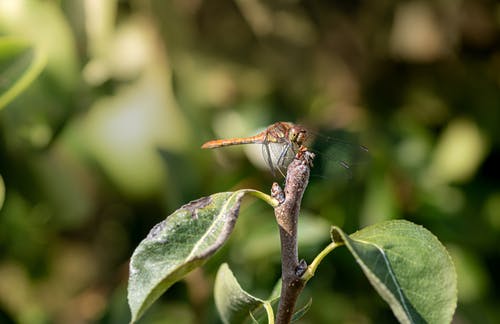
277 142 291 169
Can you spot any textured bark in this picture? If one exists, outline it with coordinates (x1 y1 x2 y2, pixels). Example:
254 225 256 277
272 151 314 324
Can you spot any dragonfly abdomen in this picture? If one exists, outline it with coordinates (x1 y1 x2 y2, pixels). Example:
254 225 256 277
201 134 265 149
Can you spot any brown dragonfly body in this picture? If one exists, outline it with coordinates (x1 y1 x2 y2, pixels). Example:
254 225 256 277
201 122 308 175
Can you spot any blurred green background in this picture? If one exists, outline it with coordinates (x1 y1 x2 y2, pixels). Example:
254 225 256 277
1 0 499 323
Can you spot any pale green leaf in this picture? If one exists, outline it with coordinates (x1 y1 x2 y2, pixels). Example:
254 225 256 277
128 190 262 323
249 311 260 324
215 263 310 324
215 263 266 324
331 220 457 324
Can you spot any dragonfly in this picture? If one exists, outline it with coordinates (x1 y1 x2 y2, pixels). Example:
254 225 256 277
201 122 308 177
202 121 368 178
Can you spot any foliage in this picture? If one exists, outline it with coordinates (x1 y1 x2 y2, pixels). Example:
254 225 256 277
127 187 456 323
331 221 456 324
128 191 250 322
0 0 499 323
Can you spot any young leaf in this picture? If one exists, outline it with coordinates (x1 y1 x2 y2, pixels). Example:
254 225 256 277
331 220 457 324
214 263 267 324
0 37 47 110
268 279 282 301
215 264 313 324
128 190 260 323
291 298 312 322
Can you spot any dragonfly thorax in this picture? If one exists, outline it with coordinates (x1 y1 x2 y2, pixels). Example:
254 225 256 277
288 125 308 147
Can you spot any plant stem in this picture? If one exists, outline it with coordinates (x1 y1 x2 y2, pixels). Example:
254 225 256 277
301 241 343 281
246 189 280 207
263 302 275 324
272 150 314 324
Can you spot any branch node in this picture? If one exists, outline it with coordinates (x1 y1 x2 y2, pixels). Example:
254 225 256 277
271 182 285 205
295 259 308 277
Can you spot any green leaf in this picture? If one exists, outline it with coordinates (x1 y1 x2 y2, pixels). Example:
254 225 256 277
214 263 267 324
268 279 282 301
215 264 312 324
291 298 312 322
331 220 457 324
128 190 265 323
0 37 47 110
249 311 260 324
214 264 313 324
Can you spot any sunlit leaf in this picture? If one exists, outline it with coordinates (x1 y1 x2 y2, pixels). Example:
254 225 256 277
0 37 46 110
331 220 457 324
128 190 272 323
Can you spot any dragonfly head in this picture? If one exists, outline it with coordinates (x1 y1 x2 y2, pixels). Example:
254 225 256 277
289 126 308 147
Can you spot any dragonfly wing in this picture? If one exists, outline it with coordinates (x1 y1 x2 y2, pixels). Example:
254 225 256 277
261 124 298 177
262 138 278 176
263 141 296 177
308 130 370 180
